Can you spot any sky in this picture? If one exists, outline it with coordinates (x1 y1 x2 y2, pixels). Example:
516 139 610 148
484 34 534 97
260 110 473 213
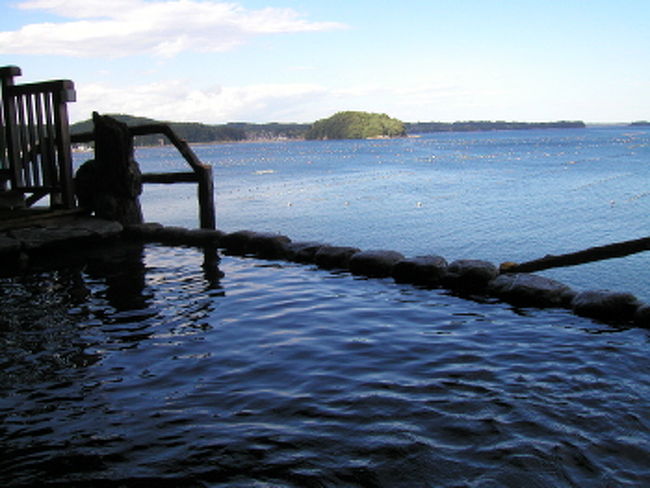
1 0 649 124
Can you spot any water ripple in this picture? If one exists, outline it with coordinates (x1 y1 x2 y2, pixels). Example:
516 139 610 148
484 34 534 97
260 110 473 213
1 244 649 487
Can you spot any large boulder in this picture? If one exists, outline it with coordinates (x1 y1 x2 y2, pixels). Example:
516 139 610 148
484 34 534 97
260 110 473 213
349 250 405 278
285 241 325 263
74 113 143 225
571 290 640 322
220 230 257 254
488 273 575 308
221 230 290 258
248 232 291 258
314 245 361 269
443 259 498 291
392 255 448 286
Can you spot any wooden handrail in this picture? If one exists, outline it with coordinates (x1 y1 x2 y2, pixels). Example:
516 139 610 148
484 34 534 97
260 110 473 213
141 172 198 184
505 236 650 274
129 124 208 173
71 123 216 229
8 79 76 102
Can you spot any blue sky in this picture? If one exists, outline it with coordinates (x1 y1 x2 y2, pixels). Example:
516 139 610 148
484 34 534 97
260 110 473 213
1 0 649 124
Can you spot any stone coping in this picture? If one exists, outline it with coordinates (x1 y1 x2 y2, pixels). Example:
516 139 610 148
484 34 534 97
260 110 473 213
122 224 649 328
0 216 123 254
1 220 647 328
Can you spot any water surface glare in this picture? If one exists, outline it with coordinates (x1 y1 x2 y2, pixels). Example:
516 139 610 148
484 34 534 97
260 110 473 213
1 244 649 487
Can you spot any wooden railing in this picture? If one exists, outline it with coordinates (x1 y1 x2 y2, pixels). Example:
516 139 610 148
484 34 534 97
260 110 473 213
1 66 214 229
0 66 76 208
72 124 216 229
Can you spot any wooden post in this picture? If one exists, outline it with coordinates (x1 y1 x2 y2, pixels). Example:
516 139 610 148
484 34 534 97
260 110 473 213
0 66 22 191
197 165 216 230
52 80 76 208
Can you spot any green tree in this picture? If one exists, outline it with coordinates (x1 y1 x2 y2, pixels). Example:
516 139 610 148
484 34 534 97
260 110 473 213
305 111 406 140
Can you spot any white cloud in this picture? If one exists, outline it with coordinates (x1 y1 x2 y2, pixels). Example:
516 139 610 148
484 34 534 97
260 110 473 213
69 79 329 123
17 0 144 18
68 76 505 125
64 72 535 125
1 0 346 58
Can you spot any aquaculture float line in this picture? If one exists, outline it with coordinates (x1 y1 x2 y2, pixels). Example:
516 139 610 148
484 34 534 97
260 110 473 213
123 223 650 329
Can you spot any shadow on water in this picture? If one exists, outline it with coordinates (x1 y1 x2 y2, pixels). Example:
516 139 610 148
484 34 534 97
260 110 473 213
0 244 126 388
0 242 225 487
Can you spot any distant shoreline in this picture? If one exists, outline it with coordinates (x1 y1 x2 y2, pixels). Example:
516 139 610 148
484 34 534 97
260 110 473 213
72 115 649 147
404 120 586 134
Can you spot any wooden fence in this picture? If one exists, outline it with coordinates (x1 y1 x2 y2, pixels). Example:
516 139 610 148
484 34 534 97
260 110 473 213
0 66 76 208
72 122 216 230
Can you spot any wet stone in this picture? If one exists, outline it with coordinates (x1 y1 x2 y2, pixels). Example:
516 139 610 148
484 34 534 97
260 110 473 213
572 290 640 323
392 255 448 286
314 245 361 270
148 226 193 244
488 273 575 308
72 217 123 238
123 222 165 239
221 230 258 255
443 259 499 291
220 230 291 258
146 226 225 246
247 232 292 259
285 241 325 263
8 218 122 250
349 250 405 278
184 228 225 246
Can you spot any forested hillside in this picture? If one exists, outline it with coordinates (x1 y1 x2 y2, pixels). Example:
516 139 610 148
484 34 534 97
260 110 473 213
305 111 406 140
70 115 304 145
405 120 586 132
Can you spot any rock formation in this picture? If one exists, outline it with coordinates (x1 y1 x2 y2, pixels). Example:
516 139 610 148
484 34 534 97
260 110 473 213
75 112 143 225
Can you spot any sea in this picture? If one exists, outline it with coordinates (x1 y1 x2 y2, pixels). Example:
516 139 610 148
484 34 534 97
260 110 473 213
1 126 649 487
139 125 650 301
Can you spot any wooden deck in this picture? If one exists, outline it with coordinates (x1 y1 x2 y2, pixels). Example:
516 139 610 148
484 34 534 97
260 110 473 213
0 206 84 231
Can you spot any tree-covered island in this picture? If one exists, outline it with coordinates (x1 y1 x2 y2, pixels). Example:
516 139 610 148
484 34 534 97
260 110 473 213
304 111 406 140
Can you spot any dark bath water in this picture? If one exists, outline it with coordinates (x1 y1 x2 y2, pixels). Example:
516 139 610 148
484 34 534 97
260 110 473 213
1 243 649 487
112 126 650 301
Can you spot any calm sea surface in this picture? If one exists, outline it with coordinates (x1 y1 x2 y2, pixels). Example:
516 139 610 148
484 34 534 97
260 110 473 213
1 127 649 487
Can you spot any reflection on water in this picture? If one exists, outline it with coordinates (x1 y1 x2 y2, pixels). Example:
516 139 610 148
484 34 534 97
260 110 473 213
1 244 649 487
